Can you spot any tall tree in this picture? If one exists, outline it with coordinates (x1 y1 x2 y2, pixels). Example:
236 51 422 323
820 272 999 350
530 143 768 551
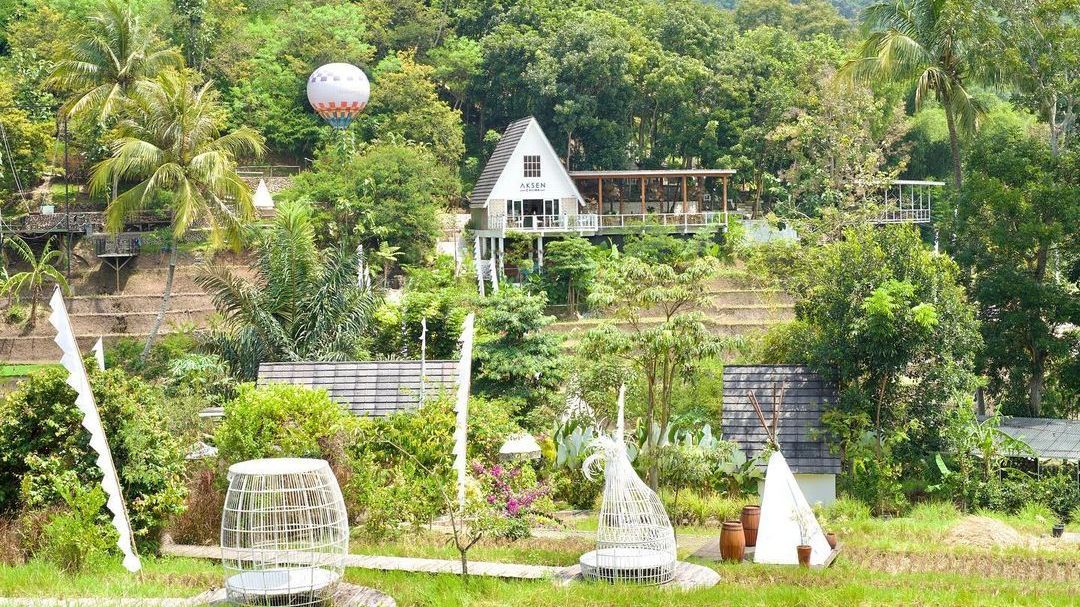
90 69 264 360
943 124 1080 417
581 254 724 488
996 0 1079 157
48 0 182 120
842 0 993 188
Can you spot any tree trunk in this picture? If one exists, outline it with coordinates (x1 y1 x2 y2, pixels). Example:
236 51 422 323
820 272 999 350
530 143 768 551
1029 354 1045 417
458 550 468 577
28 286 38 328
944 103 963 189
141 242 176 361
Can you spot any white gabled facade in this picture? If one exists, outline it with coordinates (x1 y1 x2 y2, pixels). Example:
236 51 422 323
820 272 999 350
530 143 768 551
470 117 584 233
486 118 582 206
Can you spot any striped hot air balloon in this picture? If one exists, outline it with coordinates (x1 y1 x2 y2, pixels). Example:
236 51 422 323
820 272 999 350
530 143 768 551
307 63 370 130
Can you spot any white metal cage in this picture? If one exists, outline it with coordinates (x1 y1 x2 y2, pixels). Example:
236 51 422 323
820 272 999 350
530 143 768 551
579 388 676 585
221 458 349 606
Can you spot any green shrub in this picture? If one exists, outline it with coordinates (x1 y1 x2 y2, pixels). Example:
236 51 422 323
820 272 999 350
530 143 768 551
0 367 186 552
215 383 354 464
106 331 199 381
4 304 27 325
346 396 521 537
818 497 873 528
39 473 113 573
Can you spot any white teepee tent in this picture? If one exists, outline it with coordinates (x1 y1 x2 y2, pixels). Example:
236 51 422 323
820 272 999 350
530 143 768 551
753 451 831 566
253 179 274 210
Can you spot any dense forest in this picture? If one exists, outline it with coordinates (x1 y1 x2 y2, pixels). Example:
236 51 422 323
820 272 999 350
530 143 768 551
1 0 1070 211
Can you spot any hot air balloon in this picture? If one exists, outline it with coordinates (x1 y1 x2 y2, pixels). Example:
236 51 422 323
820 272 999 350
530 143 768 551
307 63 370 130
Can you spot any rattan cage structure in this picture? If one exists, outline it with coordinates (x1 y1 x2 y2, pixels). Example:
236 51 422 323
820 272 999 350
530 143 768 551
221 458 349 606
579 388 677 585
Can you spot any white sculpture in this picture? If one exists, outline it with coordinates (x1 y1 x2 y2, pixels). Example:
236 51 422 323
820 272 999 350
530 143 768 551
579 386 677 584
49 288 140 573
221 458 349 606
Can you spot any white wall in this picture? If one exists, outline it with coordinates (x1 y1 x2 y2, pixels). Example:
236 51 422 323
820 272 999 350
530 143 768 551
794 473 836 507
756 473 836 507
487 119 582 208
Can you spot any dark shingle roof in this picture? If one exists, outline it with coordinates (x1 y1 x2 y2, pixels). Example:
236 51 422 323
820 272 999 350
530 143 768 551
257 360 458 417
469 117 533 208
722 365 841 474
992 416 1080 461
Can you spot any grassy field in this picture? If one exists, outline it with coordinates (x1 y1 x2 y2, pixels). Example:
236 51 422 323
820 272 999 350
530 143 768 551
2 502 1080 605
0 363 57 378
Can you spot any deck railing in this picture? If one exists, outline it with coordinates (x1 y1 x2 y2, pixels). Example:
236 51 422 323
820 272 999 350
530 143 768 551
495 211 725 233
871 180 945 224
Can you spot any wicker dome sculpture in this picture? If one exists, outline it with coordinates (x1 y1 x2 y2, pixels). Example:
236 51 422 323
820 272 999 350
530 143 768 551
579 386 677 585
221 458 349 606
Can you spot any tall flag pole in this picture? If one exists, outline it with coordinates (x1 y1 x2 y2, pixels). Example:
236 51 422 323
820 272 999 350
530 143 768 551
453 313 475 509
420 317 428 403
91 337 105 371
49 287 140 573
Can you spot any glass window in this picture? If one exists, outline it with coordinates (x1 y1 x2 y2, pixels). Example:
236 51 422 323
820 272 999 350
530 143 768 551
523 155 541 178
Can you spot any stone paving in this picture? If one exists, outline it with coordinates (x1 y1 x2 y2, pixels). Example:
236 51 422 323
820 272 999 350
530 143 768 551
161 541 721 590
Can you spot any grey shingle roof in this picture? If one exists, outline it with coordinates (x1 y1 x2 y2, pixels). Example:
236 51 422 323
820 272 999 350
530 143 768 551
257 360 458 417
992 416 1080 461
721 365 841 474
469 117 533 208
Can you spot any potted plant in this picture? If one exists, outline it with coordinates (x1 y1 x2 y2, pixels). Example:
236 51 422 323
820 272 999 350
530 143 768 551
792 508 813 567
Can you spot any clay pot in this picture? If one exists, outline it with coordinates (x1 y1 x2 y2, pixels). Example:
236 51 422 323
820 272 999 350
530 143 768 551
1052 523 1065 538
740 505 761 547
797 544 812 567
720 520 746 563
825 532 837 549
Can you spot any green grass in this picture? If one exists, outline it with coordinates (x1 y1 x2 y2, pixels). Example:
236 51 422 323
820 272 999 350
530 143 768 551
0 556 219 598
345 563 1080 606
4 507 1080 605
351 529 593 566
0 363 58 378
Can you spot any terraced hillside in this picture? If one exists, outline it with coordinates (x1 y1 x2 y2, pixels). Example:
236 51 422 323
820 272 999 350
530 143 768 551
0 253 251 363
549 270 794 350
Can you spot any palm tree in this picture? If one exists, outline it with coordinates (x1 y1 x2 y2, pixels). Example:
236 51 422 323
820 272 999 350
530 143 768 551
90 69 265 360
841 0 990 188
196 200 379 379
49 0 182 121
371 241 403 288
2 236 70 328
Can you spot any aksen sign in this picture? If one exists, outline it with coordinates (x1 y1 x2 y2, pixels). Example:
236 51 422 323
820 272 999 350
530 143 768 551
520 181 547 192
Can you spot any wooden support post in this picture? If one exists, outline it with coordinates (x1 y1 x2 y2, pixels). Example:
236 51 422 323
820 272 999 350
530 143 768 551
682 176 688 214
722 177 729 217
498 237 504 278
598 177 603 212
640 176 646 214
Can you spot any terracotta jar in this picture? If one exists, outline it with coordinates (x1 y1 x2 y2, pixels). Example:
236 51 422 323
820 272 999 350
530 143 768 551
720 520 746 563
740 505 761 547
825 532 838 549
797 545 812 567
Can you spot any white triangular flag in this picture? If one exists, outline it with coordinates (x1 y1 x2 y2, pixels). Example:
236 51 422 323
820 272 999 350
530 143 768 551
754 452 831 566
49 288 141 573
453 313 475 508
253 179 274 209
91 338 105 371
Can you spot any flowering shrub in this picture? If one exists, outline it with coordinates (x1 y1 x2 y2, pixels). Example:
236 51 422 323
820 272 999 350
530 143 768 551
470 462 553 540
